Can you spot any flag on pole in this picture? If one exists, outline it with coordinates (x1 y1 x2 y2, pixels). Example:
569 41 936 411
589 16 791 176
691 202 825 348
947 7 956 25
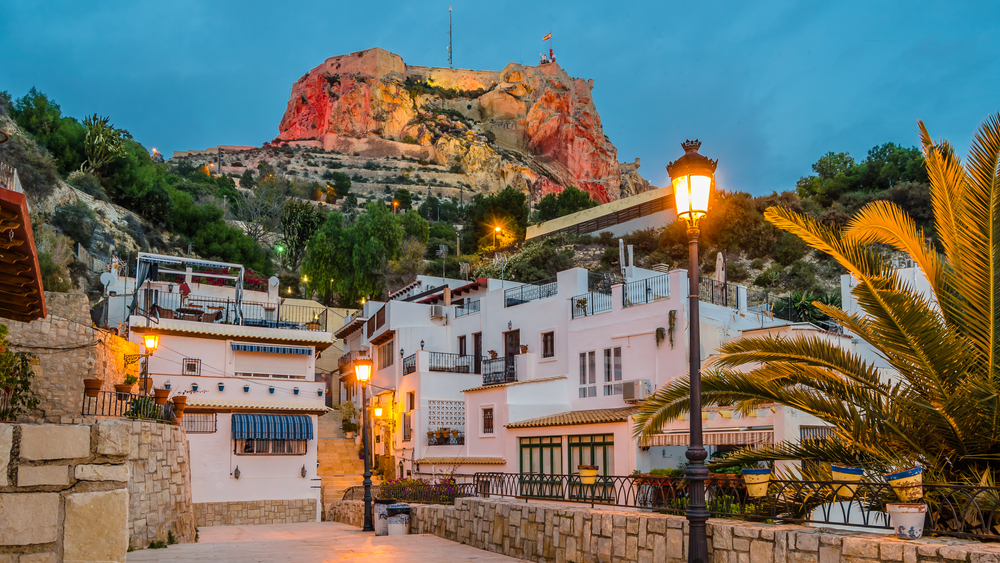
542 32 551 41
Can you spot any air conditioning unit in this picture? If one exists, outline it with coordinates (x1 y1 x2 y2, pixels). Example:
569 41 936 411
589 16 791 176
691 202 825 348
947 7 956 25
430 305 446 319
623 380 652 403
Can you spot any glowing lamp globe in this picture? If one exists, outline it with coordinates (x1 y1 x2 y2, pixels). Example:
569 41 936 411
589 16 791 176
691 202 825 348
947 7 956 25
667 140 717 223
354 357 373 383
143 334 159 352
374 407 383 417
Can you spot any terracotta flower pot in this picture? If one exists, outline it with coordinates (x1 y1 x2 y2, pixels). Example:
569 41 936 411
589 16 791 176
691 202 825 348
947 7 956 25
114 384 134 400
83 378 102 398
153 388 171 405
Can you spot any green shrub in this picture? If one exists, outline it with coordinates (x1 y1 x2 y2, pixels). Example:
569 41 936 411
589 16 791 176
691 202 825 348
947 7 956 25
52 199 97 248
727 261 749 282
402 135 417 144
773 232 807 266
787 260 819 291
753 264 783 288
37 251 72 292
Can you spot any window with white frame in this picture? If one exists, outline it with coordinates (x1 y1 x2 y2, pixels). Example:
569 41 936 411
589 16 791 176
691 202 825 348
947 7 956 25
482 407 494 435
182 358 201 375
234 439 307 455
603 347 623 395
378 340 394 370
542 332 555 358
579 351 596 398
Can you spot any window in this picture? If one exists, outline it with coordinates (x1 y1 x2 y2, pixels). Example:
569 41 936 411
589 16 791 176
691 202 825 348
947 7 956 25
235 372 306 380
180 413 216 434
579 351 596 398
402 413 412 442
603 347 623 396
542 332 555 358
407 391 415 411
568 434 615 475
519 436 563 474
482 407 494 435
235 439 307 455
378 340 394 370
458 335 467 356
182 358 201 376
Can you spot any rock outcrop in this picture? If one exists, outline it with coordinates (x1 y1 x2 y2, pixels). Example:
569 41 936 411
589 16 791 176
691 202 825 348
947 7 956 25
276 47 654 203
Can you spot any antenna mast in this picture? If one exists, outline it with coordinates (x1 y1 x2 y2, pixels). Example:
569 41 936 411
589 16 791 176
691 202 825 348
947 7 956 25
448 6 453 68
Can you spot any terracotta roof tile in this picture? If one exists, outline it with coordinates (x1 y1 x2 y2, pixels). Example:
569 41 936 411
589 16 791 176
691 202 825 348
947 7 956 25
462 376 567 393
505 406 640 429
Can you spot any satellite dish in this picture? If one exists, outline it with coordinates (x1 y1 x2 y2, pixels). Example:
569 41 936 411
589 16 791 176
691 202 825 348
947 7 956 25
100 272 116 287
268 276 280 287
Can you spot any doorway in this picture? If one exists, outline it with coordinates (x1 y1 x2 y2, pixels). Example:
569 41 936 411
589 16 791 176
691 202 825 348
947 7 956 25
473 332 483 374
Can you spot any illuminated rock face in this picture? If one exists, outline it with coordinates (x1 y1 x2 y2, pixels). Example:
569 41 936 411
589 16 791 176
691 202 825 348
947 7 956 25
277 48 652 202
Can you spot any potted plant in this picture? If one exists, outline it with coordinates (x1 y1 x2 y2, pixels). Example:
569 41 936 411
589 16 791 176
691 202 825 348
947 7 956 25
741 467 771 498
293 387 300 395
576 297 588 316
307 320 321 331
519 344 528 354
317 389 323 397
886 503 928 539
115 375 138 400
191 382 199 392
831 465 864 498
343 421 357 439
218 382 225 392
339 401 357 436
268 386 275 394
436 428 447 440
427 430 435 442
357 443 365 459
164 380 171 390
243 384 250 393
488 350 498 359
153 387 171 405
171 396 187 422
451 429 460 439
578 465 599 485
885 466 923 502
83 378 102 398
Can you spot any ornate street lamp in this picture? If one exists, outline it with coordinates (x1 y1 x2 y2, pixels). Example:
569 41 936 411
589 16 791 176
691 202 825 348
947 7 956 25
353 356 375 532
126 333 160 396
666 139 716 563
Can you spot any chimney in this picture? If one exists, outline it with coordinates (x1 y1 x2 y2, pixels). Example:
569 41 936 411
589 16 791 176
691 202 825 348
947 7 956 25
443 287 452 306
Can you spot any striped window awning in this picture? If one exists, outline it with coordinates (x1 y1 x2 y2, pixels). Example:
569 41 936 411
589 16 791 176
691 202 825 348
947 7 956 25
231 414 314 440
231 343 312 356
642 430 773 447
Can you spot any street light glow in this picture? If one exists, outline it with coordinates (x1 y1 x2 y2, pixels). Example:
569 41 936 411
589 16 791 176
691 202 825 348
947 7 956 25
354 357 373 382
143 334 159 352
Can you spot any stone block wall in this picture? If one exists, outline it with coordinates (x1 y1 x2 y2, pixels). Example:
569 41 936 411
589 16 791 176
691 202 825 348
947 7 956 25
0 422 131 563
125 420 196 549
193 499 318 527
328 499 1000 563
4 292 139 424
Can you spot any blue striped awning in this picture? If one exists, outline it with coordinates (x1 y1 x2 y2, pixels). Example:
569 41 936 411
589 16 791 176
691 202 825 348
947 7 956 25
231 343 312 356
231 414 314 440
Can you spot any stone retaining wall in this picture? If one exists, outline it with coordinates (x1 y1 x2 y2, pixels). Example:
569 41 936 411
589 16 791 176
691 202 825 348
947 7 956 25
194 498 318 527
328 499 1000 563
0 422 131 563
125 420 196 549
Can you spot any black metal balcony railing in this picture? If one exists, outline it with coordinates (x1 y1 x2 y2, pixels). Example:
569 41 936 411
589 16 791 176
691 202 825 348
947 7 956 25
403 353 416 375
699 279 738 309
588 272 622 294
622 273 671 308
571 292 613 319
81 390 175 422
504 277 558 307
135 291 328 331
482 357 517 385
428 352 481 373
180 413 217 433
455 299 481 317
427 430 465 446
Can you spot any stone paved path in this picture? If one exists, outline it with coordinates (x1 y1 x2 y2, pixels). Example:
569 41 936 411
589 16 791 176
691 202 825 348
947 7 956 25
126 522 529 563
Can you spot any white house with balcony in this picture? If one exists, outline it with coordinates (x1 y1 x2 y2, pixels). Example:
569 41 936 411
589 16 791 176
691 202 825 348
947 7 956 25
120 253 333 525
335 257 808 485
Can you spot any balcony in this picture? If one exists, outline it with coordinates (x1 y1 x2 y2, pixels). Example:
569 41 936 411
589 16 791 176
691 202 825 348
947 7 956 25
403 351 488 375
455 299 481 317
699 279 737 308
135 291 328 331
427 429 465 446
622 273 671 308
571 292 613 318
504 277 558 307
81 389 174 422
338 350 370 374
482 357 517 386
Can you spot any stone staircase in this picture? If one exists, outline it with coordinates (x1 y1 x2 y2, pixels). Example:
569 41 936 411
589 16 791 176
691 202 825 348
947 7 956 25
316 411 379 515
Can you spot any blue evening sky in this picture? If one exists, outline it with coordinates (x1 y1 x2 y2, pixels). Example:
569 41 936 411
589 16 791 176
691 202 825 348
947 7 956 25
2 1 998 194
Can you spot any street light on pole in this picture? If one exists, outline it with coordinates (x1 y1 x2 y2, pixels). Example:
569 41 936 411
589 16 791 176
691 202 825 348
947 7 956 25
354 356 374 532
494 226 501 250
667 139 716 563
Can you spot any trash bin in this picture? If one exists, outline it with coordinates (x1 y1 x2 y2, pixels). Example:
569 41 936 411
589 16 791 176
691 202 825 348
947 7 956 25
386 503 411 536
373 498 396 536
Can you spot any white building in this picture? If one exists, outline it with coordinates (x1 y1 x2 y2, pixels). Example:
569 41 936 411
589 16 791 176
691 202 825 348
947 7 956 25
336 260 813 484
123 253 332 524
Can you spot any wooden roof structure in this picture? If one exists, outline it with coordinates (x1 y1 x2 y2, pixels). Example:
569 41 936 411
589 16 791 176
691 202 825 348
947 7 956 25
0 160 46 322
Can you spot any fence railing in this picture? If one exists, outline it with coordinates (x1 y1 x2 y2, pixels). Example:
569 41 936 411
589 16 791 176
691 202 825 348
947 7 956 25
134 291 328 331
81 390 175 422
0 161 22 194
455 299 481 317
699 279 738 309
745 288 794 321
588 272 623 294
427 352 482 374
342 482 477 505
482 357 517 385
571 292 613 318
504 277 558 307
467 473 1000 541
180 413 217 433
428 430 465 446
622 273 671 308
403 353 416 375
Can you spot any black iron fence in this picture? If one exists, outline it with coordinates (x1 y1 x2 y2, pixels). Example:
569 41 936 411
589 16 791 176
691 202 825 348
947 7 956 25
455 300 481 317
504 277 558 307
428 352 481 373
342 482 477 505
588 272 623 294
572 292 613 318
81 390 175 422
403 353 416 375
134 291 328 331
180 413 217 433
622 274 671 308
482 357 517 385
699 279 739 309
746 288 795 321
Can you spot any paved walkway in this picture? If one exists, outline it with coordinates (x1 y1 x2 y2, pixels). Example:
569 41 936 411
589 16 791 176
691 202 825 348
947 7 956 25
126 522 528 563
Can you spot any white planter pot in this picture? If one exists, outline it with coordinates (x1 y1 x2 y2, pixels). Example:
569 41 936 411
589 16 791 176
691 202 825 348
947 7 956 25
887 503 927 539
345 432 354 439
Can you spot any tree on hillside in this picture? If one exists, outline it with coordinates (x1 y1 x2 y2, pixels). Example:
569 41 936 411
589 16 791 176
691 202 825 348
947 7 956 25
10 88 87 175
635 114 1000 485
330 171 351 198
381 237 428 292
81 114 130 175
463 186 529 253
229 182 285 244
393 188 412 211
536 186 598 221
399 209 430 244
278 199 325 270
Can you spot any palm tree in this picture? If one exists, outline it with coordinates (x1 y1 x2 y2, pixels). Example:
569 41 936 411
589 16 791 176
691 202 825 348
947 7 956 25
634 115 1000 483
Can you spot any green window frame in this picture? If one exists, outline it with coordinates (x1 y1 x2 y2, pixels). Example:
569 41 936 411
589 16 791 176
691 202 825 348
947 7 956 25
568 434 615 475
518 436 564 499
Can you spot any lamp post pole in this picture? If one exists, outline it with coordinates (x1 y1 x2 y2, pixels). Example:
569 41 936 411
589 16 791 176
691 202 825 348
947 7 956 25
361 379 373 532
666 139 717 563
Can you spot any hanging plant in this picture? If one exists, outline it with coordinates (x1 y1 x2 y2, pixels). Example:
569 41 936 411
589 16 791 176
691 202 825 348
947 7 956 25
655 327 666 348
0 324 40 421
668 310 677 349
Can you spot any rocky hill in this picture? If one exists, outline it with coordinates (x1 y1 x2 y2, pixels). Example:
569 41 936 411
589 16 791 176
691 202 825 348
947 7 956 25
270 47 653 203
